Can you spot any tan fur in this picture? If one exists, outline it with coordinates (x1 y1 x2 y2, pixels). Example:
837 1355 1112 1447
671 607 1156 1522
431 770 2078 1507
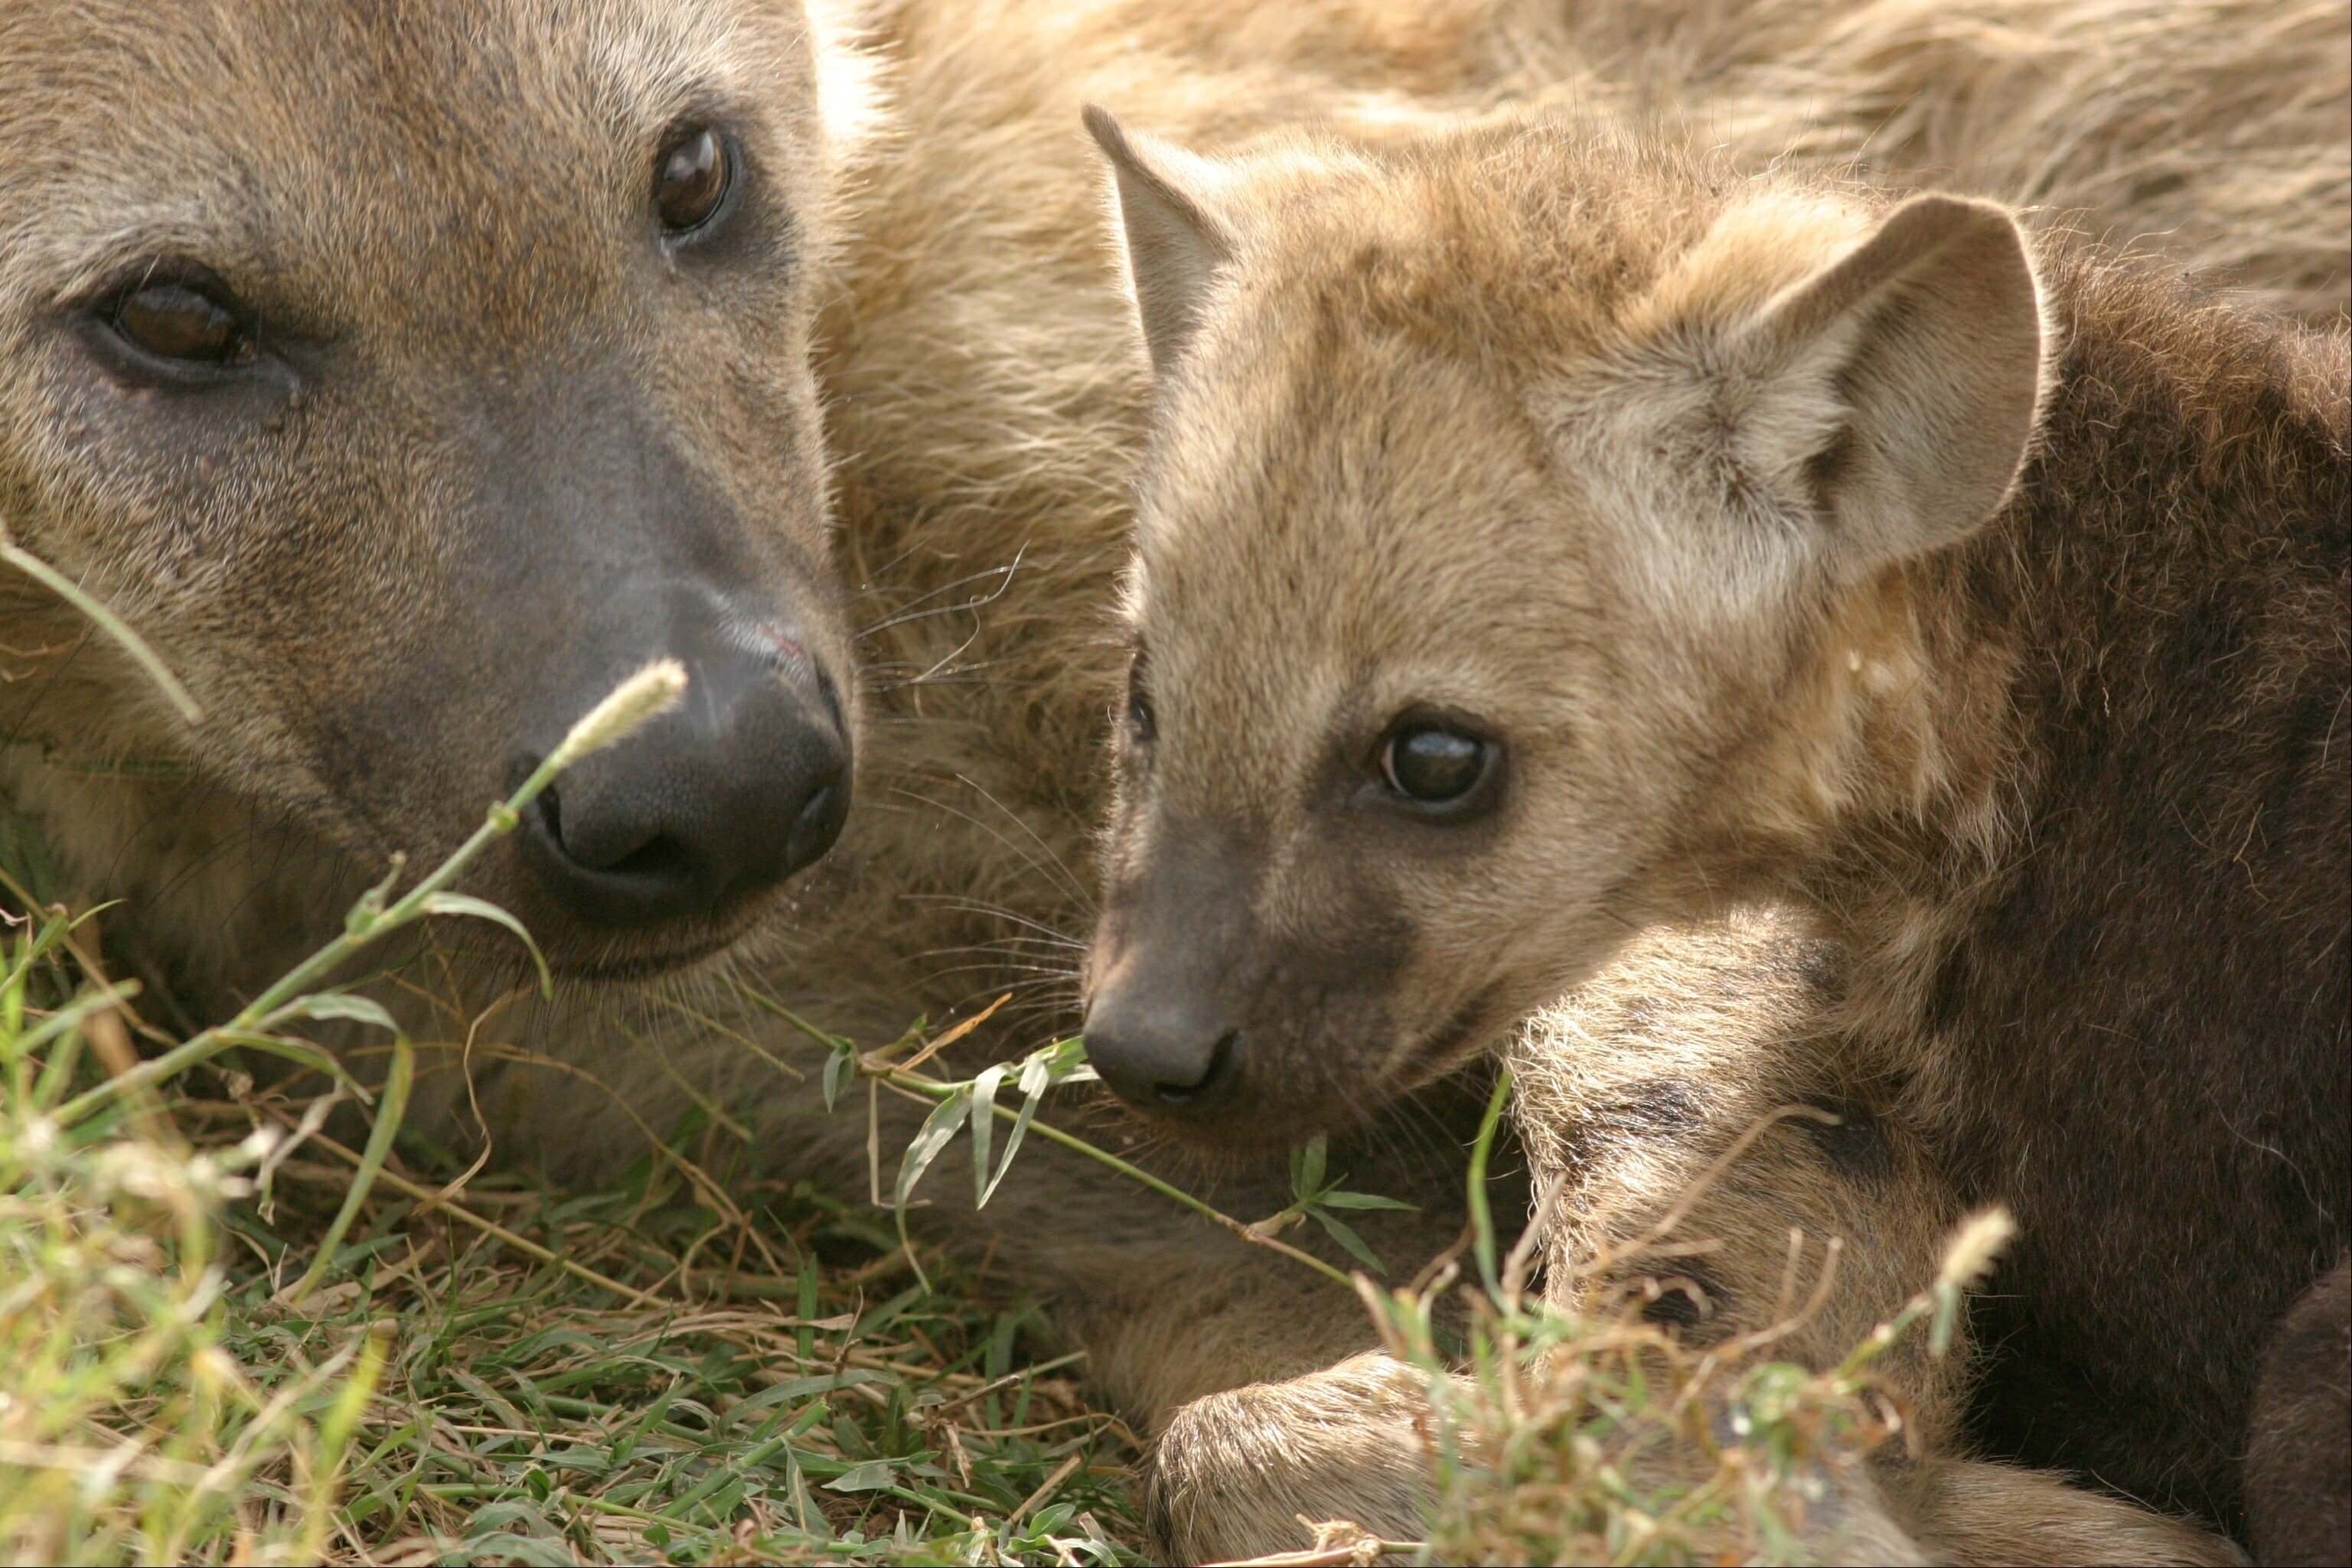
1081 93 2344 1553
3 2 2345 1563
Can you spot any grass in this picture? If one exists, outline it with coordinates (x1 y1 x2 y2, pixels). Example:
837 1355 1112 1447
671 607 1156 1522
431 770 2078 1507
1 654 1996 1565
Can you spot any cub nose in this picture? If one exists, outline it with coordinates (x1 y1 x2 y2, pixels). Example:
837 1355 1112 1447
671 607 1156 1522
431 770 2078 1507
515 654 850 929
1081 988 1242 1113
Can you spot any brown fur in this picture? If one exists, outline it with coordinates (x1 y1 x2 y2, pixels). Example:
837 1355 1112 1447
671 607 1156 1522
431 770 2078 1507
2246 1257 2351 1565
3 2 2345 1562
1081 104 2346 1547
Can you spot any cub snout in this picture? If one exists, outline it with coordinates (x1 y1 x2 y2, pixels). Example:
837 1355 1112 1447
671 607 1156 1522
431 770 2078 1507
1080 830 1428 1149
1078 985 1243 1114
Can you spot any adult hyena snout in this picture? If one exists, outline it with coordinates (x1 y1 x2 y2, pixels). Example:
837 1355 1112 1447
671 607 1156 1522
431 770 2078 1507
513 598 850 930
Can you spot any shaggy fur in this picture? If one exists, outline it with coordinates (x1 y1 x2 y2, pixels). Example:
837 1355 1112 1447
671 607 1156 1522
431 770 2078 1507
3 2 2345 1560
1081 104 2346 1547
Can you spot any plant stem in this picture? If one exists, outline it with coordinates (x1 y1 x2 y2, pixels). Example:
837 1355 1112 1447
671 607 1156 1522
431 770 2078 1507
872 1066 1357 1291
51 765 562 1131
1467 1065 1514 1297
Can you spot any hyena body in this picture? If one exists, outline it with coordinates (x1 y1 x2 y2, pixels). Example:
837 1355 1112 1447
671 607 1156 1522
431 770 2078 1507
1078 103 2347 1553
3 1 2344 1560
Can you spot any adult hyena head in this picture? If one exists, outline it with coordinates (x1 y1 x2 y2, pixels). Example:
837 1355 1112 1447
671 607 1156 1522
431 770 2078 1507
0 0 873 980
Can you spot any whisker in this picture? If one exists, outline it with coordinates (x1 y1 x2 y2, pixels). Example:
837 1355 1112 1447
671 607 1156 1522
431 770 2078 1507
944 771 1095 911
855 546 1028 638
902 895 1088 948
879 782 1093 912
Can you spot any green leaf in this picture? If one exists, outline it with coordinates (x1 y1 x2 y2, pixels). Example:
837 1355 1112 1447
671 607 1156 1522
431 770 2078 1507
969 1063 1009 1207
1467 1067 1514 1296
827 1459 899 1493
1310 1210 1385 1273
1316 1188 1418 1211
895 1088 972 1213
460 1531 576 1567
417 891 553 997
822 1045 853 1113
0 539 201 722
269 991 400 1035
892 1088 970 1290
978 1051 1055 1209
1293 1134 1329 1199
1049 1034 1101 1084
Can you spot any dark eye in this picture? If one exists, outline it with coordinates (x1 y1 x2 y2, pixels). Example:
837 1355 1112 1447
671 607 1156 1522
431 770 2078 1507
1125 651 1156 742
654 126 733 236
110 281 255 367
1380 725 1493 808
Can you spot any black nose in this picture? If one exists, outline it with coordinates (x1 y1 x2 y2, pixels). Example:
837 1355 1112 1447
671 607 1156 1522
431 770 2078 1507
1081 989 1241 1113
514 648 850 929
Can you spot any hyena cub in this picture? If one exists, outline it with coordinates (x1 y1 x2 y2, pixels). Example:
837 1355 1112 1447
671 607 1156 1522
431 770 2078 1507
1076 105 2347 1556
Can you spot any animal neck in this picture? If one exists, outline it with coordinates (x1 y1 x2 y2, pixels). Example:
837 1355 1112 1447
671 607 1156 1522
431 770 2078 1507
1722 256 2350 1056
1694 549 2027 967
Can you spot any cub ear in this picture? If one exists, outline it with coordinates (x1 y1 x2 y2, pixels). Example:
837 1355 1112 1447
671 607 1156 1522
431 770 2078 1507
1729 195 2046 575
1083 104 1237 381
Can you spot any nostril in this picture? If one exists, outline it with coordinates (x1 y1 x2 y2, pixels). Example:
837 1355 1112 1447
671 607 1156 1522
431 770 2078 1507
599 834 695 884
782 777 849 875
1153 1028 1239 1105
524 773 696 885
795 783 836 836
814 666 847 735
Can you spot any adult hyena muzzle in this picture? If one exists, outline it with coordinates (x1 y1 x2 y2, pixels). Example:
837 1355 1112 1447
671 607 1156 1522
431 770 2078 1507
0 0 859 983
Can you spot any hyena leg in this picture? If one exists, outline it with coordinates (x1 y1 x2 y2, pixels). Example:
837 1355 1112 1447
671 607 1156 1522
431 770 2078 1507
1143 1351 1435 1564
1512 915 2244 1566
2245 1254 2350 1566
1144 1351 1941 1566
1895 1459 2247 1567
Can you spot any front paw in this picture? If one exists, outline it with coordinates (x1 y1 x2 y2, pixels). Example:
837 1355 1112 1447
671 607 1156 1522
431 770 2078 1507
1143 1352 1437 1563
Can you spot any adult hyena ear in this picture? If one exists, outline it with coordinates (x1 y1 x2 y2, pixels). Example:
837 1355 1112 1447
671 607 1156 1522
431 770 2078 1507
1709 195 2047 577
1083 104 1238 382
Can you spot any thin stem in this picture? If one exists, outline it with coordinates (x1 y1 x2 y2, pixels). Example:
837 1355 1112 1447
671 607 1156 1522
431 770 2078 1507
286 1121 666 1310
1467 1065 1514 1297
51 764 561 1131
282 1035 414 1309
872 1065 1356 1291
0 539 201 722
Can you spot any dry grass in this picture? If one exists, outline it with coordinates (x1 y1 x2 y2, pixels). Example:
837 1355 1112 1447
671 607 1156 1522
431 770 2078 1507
1 888 1147 1566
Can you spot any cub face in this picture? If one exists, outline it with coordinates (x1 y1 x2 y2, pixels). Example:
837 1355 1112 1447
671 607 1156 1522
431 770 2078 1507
1077 110 2044 1150
0 0 868 979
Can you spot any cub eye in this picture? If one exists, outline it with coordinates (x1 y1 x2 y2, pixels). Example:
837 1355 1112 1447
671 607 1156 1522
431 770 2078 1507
654 125 733 236
110 281 255 367
1125 651 1156 743
1380 725 1493 808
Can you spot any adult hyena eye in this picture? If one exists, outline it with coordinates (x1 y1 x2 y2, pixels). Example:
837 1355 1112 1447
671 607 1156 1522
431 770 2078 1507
1125 650 1156 743
654 125 734 236
1381 725 1494 808
110 281 255 367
